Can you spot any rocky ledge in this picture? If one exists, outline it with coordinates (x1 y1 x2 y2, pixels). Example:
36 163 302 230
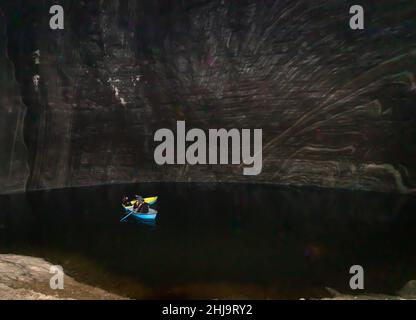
322 282 416 300
0 254 126 300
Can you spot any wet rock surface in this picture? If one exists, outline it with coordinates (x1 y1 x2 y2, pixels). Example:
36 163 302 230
0 254 125 300
0 0 415 194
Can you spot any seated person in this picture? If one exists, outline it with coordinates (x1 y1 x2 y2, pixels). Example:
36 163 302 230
138 201 149 214
133 197 149 214
122 196 130 206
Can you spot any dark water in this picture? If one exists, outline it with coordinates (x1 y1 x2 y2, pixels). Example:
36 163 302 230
1 183 416 299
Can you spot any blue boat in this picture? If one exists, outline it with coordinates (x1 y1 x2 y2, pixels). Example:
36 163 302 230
121 207 158 222
131 207 158 220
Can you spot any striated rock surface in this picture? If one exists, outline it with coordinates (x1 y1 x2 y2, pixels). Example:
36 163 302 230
0 254 125 300
0 0 415 193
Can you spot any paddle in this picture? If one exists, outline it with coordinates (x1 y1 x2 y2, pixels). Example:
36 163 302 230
120 209 134 222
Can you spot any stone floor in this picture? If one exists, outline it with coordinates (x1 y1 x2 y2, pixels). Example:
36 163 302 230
0 254 126 300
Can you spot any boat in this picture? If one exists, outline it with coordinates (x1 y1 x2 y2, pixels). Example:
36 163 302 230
131 207 157 220
120 196 158 222
120 207 158 222
142 196 158 205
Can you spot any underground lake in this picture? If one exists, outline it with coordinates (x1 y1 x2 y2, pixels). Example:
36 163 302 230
0 182 415 299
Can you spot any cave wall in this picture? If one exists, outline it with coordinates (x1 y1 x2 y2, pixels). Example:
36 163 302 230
0 0 415 194
0 9 29 193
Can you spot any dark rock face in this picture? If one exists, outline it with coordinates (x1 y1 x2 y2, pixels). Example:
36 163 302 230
0 0 415 194
0 10 29 193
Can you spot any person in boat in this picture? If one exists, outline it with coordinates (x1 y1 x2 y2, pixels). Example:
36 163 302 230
133 195 149 214
122 196 130 207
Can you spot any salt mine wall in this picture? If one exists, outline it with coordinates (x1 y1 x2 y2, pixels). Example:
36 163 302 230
0 0 415 194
